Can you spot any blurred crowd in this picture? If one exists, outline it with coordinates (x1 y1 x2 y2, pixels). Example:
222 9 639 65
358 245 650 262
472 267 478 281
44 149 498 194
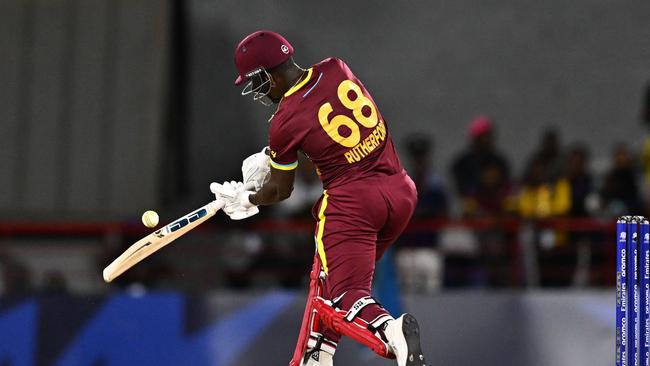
396 83 650 291
397 116 635 291
411 115 648 223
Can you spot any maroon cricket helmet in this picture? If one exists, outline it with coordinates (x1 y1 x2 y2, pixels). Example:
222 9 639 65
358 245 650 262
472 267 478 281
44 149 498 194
234 30 294 86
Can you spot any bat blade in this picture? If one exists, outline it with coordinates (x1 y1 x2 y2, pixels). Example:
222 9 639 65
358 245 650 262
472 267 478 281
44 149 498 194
103 200 224 283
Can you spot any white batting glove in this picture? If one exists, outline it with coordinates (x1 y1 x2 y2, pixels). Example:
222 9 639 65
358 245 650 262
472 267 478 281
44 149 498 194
242 147 271 191
210 181 259 220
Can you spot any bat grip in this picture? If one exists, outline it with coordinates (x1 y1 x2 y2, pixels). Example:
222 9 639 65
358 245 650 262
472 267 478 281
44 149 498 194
209 199 226 213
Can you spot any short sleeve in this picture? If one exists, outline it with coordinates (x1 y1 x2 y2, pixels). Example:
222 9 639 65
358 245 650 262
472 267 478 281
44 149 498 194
268 115 303 171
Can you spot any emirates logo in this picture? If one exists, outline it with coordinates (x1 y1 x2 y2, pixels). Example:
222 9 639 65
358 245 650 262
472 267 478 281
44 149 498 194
281 44 289 54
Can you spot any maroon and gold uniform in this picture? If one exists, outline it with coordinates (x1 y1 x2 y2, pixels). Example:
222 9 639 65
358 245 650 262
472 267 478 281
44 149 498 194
269 57 402 187
268 58 417 347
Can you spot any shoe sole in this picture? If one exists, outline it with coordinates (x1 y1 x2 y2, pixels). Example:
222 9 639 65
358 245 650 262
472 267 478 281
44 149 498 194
402 314 426 366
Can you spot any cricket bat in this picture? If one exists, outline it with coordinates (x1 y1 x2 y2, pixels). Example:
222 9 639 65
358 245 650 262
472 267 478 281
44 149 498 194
103 199 225 283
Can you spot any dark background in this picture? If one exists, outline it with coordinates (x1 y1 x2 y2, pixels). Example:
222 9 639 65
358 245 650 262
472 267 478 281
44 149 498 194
1 0 649 218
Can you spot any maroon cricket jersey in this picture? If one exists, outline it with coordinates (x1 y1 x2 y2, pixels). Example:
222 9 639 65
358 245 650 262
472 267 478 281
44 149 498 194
268 58 403 189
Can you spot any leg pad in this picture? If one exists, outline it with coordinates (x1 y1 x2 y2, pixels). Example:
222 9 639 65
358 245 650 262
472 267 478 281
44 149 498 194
313 297 394 359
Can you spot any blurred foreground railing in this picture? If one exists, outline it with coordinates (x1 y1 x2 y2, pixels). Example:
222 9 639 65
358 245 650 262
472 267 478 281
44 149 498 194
0 217 617 294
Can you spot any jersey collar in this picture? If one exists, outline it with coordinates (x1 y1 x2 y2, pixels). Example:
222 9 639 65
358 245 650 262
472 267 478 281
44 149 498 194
283 68 314 97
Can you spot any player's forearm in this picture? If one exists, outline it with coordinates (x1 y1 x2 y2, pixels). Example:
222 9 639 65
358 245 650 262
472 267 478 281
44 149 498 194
249 181 292 206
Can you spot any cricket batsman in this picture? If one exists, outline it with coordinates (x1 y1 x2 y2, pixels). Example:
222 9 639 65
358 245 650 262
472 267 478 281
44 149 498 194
210 30 426 366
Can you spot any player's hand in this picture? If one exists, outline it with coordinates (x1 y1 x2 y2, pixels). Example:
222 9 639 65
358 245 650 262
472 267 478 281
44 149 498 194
242 147 271 191
210 181 259 220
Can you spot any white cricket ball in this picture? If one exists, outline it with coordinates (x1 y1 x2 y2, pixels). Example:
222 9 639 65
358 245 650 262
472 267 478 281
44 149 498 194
141 210 159 228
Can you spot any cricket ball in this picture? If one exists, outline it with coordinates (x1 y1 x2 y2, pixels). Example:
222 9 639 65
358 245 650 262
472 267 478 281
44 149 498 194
141 210 159 228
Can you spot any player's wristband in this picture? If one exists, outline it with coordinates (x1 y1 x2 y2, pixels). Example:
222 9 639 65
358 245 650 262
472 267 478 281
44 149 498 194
270 159 298 170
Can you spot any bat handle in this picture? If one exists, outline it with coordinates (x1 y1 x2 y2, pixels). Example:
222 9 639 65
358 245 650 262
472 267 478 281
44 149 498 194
209 199 226 213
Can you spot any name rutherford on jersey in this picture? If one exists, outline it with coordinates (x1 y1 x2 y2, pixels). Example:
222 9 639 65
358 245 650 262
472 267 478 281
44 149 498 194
344 121 387 164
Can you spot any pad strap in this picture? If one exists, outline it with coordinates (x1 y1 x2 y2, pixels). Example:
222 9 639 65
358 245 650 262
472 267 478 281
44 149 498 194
344 296 377 322
306 335 337 358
